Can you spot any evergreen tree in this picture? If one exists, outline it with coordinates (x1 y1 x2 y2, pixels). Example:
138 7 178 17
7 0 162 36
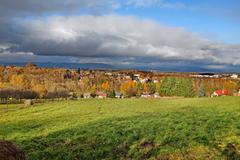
184 78 196 97
108 90 116 98
148 82 156 94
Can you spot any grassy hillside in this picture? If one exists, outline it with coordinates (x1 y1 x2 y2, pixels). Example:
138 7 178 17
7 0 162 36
0 97 240 159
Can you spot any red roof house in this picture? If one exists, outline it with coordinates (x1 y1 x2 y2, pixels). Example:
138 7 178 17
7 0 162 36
96 92 107 98
211 90 229 97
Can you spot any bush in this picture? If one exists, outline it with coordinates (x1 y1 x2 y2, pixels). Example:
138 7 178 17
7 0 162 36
44 90 70 99
107 90 116 98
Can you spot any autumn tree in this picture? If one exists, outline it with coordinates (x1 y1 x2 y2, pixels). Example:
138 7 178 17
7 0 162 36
198 83 206 97
223 80 238 95
10 74 30 90
102 81 110 92
32 84 47 98
147 82 156 94
120 80 137 97
136 82 143 96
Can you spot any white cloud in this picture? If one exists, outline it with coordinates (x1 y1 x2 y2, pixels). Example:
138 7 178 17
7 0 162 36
6 15 238 66
126 0 185 8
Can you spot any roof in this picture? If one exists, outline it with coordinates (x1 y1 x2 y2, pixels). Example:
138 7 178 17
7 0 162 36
214 90 228 95
199 73 214 76
115 92 121 96
96 92 107 96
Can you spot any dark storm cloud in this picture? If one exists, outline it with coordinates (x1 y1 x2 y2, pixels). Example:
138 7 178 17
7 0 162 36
3 15 238 65
0 0 118 40
0 0 119 17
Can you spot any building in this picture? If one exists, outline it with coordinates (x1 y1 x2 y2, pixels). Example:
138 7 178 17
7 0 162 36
233 89 240 96
211 90 229 97
141 93 151 98
83 93 91 98
96 92 107 98
191 73 215 78
231 74 238 79
125 75 131 79
153 80 159 83
140 78 150 83
105 72 112 76
154 93 160 98
134 74 140 78
115 92 122 98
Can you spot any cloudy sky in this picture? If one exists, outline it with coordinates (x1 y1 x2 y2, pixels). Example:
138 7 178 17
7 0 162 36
0 0 240 72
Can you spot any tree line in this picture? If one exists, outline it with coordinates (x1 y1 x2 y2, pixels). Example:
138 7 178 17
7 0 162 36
0 89 71 103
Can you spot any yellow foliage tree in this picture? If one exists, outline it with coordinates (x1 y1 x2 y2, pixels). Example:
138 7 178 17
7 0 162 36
102 81 110 92
143 83 148 92
10 74 30 90
155 82 161 92
90 84 97 94
223 80 237 94
120 80 136 96
0 82 7 89
32 84 47 98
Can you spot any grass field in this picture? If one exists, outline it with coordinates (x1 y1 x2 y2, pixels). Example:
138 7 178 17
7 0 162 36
1 97 240 159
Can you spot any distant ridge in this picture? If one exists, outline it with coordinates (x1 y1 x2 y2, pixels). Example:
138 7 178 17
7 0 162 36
0 62 239 73
0 62 116 70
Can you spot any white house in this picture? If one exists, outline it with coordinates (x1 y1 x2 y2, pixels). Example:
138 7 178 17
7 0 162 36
154 93 160 98
115 92 122 98
134 74 140 78
83 93 91 98
231 74 238 79
153 80 159 83
141 93 151 98
140 78 149 83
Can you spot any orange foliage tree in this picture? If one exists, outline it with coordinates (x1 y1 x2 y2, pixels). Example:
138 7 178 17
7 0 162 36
102 81 110 92
120 80 137 97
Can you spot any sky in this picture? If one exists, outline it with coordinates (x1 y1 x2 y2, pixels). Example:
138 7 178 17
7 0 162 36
0 0 239 72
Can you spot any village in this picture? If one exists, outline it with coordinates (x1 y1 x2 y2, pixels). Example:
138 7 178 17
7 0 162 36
0 63 239 104
77 70 240 99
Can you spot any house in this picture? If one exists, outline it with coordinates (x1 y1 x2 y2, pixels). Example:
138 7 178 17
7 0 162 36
200 73 215 78
141 93 151 98
125 75 131 79
234 89 240 97
134 74 140 77
211 90 229 97
133 74 140 80
68 92 76 99
115 92 122 98
231 74 238 79
153 80 159 83
96 92 107 98
140 78 150 83
83 93 91 98
154 93 160 98
233 89 240 96
132 74 141 81
105 72 112 76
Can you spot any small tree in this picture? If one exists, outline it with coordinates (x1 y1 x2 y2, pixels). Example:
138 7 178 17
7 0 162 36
108 90 116 98
184 78 196 97
199 83 206 97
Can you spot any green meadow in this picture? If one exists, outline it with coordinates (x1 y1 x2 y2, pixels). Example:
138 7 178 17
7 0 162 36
1 97 240 159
